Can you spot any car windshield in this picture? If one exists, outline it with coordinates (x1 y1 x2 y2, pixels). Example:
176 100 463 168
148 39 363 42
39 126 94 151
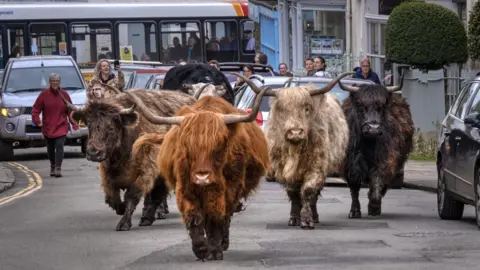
133 73 160 88
5 66 84 93
296 82 351 102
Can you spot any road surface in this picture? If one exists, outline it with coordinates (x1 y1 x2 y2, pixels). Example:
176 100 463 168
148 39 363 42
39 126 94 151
0 147 479 270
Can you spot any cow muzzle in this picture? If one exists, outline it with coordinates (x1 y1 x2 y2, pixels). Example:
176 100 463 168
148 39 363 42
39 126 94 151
193 171 212 186
362 122 382 137
285 128 306 143
86 147 106 162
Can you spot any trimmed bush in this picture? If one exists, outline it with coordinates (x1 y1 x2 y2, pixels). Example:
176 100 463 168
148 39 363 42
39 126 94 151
468 1 480 61
385 1 468 70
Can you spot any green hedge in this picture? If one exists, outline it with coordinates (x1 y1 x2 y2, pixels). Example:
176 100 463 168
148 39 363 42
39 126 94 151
385 1 468 70
468 1 480 60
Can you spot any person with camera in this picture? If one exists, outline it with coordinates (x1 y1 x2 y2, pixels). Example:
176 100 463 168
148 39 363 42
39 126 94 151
93 59 125 91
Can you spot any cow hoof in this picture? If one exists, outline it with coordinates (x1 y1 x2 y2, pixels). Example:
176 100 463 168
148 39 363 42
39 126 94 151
115 203 126 216
368 206 381 216
139 217 154 226
222 240 230 251
192 244 208 261
156 212 167 220
116 220 132 231
265 176 276 182
288 217 301 226
300 220 315 229
207 250 224 260
348 209 362 219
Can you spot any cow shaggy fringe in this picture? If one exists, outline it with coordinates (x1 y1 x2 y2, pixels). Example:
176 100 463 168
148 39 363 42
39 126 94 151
341 84 414 218
266 85 349 229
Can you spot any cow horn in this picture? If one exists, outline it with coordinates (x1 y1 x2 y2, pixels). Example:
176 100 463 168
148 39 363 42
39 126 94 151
183 83 194 90
194 84 211 99
58 91 81 112
124 90 184 125
101 83 121 94
309 72 356 96
386 71 405 93
222 85 268 124
119 104 135 114
230 72 277 96
338 80 361 93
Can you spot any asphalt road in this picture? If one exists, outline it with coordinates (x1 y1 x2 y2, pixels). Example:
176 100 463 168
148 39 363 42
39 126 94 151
1 147 480 270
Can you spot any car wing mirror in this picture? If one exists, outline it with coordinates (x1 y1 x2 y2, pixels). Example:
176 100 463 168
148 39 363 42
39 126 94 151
464 112 480 127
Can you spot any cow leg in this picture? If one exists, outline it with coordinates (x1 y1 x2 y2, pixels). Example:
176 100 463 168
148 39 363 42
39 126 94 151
104 188 125 216
368 174 384 216
157 195 169 217
140 177 168 226
185 210 208 261
310 189 320 223
221 215 232 251
286 187 302 226
205 216 224 260
299 172 325 229
116 187 142 231
348 183 362 219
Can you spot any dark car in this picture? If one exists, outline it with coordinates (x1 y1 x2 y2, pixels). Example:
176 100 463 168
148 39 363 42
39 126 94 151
437 79 480 228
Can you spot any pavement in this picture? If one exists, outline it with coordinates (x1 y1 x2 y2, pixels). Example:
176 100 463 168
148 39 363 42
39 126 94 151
0 162 15 193
1 147 476 270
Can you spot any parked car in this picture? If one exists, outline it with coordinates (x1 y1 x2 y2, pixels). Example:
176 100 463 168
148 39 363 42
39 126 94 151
124 68 170 90
219 62 276 83
0 55 89 161
145 74 166 90
437 78 480 228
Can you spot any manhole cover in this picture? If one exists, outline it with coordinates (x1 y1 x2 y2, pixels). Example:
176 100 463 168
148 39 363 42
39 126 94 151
393 231 462 238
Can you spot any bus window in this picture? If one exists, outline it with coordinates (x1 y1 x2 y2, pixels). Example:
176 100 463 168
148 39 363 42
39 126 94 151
204 21 238 62
117 22 157 62
70 22 113 65
29 23 67 56
160 21 201 63
241 20 255 54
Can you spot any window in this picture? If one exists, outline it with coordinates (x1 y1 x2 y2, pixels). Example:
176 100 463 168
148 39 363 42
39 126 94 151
5 26 25 59
160 21 201 63
70 22 113 64
117 22 157 62
468 84 480 115
241 20 255 53
369 22 379 55
302 10 346 58
454 82 479 119
29 23 67 56
0 29 3 69
204 21 238 62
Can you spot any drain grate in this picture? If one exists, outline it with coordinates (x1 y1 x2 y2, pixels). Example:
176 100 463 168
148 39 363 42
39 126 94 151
393 231 463 238
266 221 389 230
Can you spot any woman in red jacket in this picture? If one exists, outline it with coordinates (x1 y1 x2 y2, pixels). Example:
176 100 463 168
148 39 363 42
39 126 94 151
32 73 79 177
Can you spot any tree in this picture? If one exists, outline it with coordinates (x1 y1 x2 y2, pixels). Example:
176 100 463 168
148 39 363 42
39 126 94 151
468 0 480 61
385 1 468 71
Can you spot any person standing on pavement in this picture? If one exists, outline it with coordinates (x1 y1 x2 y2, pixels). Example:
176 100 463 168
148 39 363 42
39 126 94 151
352 57 381 84
32 73 79 178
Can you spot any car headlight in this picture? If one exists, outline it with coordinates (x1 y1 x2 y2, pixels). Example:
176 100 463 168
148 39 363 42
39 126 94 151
1 107 25 118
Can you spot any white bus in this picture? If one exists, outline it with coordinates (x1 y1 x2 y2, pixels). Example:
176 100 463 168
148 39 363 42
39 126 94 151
0 0 256 68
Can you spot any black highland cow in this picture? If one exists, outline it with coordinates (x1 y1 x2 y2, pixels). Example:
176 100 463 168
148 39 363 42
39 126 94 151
162 63 235 105
339 75 414 218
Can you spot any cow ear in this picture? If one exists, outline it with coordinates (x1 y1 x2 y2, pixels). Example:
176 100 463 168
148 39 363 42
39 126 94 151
72 111 86 126
120 111 139 127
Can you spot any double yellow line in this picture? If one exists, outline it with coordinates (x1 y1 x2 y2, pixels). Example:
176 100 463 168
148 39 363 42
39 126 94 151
0 162 43 206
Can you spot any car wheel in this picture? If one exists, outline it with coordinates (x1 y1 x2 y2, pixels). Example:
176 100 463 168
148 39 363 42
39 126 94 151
437 160 464 220
475 169 480 229
0 140 14 161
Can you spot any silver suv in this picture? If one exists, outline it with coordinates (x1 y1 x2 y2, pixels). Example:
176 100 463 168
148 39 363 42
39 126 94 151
0 55 88 161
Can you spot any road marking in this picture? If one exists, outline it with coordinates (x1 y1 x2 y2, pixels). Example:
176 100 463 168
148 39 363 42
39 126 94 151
0 162 43 206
